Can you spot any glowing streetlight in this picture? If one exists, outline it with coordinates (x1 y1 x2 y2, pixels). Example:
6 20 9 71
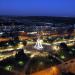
52 46 60 52
18 61 24 66
5 65 13 71
60 55 65 59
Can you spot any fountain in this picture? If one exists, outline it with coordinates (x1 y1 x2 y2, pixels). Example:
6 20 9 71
34 38 43 50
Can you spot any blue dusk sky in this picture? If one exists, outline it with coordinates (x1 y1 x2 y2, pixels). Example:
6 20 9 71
0 0 75 17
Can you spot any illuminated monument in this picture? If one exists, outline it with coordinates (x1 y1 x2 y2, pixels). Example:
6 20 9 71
34 38 43 50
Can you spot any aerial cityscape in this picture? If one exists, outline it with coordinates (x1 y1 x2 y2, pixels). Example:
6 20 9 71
0 16 75 75
0 0 75 75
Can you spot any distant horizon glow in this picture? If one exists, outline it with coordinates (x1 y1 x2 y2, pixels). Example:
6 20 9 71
0 0 75 17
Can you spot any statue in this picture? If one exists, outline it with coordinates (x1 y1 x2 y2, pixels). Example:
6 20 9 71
34 38 43 50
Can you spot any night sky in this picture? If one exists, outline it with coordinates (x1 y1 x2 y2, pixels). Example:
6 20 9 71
0 0 75 17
